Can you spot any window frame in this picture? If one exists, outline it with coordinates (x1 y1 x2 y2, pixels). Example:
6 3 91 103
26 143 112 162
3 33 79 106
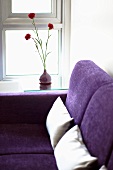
1 0 62 25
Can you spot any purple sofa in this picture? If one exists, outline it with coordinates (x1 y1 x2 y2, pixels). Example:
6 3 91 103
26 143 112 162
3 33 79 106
0 60 113 170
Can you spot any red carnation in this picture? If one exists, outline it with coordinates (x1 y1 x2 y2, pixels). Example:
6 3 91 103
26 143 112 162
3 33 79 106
25 34 31 40
48 23 54 30
28 13 35 19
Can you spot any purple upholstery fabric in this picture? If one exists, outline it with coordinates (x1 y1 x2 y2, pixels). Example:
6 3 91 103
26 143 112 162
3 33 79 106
66 60 113 125
0 154 58 170
0 124 53 155
0 90 66 169
80 83 113 168
0 90 67 124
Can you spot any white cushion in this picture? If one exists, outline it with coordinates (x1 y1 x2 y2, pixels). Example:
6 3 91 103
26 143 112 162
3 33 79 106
99 165 107 170
54 125 98 170
46 97 73 149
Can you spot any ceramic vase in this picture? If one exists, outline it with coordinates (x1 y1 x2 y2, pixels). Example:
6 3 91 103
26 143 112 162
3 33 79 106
39 70 51 90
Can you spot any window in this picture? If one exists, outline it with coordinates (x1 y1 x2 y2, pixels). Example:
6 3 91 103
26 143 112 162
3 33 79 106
12 0 52 13
0 0 71 90
6 30 58 75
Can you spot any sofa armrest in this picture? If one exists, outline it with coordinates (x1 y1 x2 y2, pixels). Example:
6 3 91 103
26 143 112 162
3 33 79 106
0 90 67 124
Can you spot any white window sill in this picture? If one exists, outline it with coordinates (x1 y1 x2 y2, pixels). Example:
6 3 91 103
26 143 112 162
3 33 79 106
0 80 23 93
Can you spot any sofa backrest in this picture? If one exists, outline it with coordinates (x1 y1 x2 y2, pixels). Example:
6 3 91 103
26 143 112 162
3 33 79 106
80 83 113 169
66 60 113 169
66 60 113 125
0 91 67 124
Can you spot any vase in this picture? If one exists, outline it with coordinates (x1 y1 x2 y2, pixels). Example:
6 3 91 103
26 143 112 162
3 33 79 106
39 70 51 90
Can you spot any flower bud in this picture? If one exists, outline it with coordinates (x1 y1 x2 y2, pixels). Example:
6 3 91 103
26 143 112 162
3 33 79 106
48 23 54 30
25 34 31 40
28 13 35 19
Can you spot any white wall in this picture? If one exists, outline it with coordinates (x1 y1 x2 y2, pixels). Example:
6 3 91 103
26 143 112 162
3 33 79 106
70 0 113 77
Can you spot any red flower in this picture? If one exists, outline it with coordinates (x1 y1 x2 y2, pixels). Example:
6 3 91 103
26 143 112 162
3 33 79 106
28 13 35 19
48 23 54 30
25 34 31 40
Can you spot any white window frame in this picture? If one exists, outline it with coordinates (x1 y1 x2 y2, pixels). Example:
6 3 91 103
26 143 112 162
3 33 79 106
0 0 3 80
62 0 71 88
0 0 71 89
1 0 61 25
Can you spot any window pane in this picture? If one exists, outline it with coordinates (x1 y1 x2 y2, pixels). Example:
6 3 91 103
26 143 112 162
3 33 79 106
5 30 58 76
12 0 52 13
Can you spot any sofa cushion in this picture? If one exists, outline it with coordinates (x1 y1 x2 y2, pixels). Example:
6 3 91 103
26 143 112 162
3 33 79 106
0 154 58 170
80 83 113 166
0 124 53 155
0 91 67 124
46 97 73 149
99 166 107 170
54 125 98 170
66 60 113 125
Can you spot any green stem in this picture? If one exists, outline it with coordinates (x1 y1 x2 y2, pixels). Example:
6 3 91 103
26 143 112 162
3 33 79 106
44 29 51 69
32 18 51 70
33 38 44 67
32 19 39 41
33 19 46 69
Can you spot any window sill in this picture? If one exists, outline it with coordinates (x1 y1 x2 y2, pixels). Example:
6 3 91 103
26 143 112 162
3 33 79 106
0 80 23 93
